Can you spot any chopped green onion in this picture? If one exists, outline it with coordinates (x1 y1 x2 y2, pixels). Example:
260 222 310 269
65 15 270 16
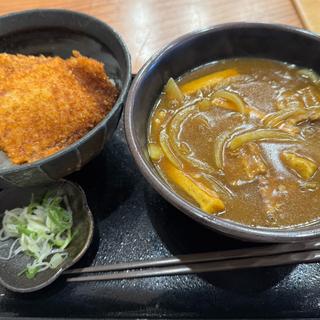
0 193 73 278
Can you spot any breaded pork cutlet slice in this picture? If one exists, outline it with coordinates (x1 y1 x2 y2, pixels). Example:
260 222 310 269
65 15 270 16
0 51 119 164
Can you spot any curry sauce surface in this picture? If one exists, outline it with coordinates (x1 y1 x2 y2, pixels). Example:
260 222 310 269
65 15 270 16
148 59 320 228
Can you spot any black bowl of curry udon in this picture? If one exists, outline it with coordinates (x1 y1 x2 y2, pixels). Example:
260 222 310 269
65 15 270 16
125 23 320 242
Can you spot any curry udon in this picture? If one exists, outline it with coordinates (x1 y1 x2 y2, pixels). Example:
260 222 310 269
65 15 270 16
147 58 320 228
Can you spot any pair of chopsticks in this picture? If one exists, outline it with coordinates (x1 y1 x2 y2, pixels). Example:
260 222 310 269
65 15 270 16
64 240 320 282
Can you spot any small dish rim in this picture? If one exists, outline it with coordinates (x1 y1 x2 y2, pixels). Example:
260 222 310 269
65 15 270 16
0 180 94 293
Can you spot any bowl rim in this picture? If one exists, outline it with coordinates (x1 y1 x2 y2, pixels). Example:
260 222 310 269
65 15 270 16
125 22 320 242
0 8 132 175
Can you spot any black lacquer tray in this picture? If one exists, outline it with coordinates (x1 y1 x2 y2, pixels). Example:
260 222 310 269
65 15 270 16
1 117 319 319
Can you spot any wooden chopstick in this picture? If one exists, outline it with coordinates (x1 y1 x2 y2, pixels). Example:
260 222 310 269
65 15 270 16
64 240 320 275
66 248 320 282
65 240 320 282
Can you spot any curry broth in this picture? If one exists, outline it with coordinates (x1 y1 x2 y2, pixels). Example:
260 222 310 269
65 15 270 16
148 58 320 228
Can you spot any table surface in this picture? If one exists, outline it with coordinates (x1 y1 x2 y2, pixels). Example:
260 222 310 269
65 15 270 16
0 0 303 73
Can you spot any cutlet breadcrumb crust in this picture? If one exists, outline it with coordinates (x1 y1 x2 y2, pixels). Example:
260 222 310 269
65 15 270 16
0 51 119 164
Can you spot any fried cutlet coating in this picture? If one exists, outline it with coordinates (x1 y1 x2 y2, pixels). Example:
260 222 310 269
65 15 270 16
0 51 119 164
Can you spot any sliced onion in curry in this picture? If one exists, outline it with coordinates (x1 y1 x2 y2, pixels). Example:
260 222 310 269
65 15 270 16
213 131 230 170
167 105 215 173
159 130 182 169
228 128 301 151
211 90 246 113
197 173 235 198
263 108 305 128
164 78 184 104
148 143 164 161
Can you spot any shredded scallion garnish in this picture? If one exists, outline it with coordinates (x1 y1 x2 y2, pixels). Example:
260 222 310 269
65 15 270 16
0 193 73 279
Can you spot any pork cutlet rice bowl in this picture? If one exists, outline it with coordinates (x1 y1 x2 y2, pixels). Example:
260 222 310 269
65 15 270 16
0 51 119 165
0 9 131 188
125 23 320 242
